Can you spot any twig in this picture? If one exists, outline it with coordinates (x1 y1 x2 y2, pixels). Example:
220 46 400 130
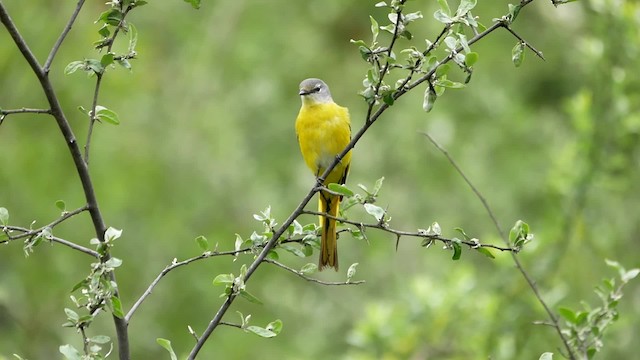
43 0 86 73
264 259 365 285
125 248 253 322
0 3 130 358
1 226 100 258
503 24 545 60
422 132 575 359
301 210 515 252
219 321 243 329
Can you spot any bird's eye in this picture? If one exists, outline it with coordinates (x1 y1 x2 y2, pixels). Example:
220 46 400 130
314 86 322 92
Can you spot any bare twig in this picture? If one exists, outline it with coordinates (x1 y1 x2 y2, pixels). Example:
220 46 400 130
125 248 253 322
503 24 545 60
219 321 243 329
2 225 99 258
422 132 575 359
302 210 515 252
264 259 365 285
43 0 86 73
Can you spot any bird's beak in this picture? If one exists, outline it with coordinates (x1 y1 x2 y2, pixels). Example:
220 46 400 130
299 89 310 96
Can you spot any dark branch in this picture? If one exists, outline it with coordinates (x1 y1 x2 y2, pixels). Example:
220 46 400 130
43 0 86 73
264 259 365 285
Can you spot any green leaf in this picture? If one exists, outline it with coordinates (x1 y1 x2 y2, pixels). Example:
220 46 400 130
346 263 359 281
512 41 525 67
105 257 123 268
369 16 379 43
104 227 122 242
128 23 138 53
213 273 234 286
100 53 114 68
451 241 462 260
89 335 111 344
508 3 522 23
328 183 354 197
64 308 79 322
465 52 479 66
98 24 110 38
456 0 477 16
558 307 577 324
539 353 553 360
300 263 318 274
98 8 123 26
437 0 451 15
423 86 437 112
266 319 283 334
64 61 85 75
156 338 178 360
374 1 387 7
0 207 8 225
240 289 263 305
373 177 385 194
475 247 495 259
363 203 385 222
195 235 209 251
183 0 201 9
435 63 451 77
59 344 82 360
433 9 453 24
280 243 306 258
435 79 465 89
110 295 124 318
94 106 120 125
246 325 277 338
622 268 640 282
55 200 66 212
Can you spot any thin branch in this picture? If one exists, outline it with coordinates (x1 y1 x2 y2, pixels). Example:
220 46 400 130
43 0 86 73
422 132 575 359
219 321 243 329
503 24 545 60
302 210 515 252
125 247 253 322
2 205 89 241
264 259 365 285
1 226 100 258
0 108 51 115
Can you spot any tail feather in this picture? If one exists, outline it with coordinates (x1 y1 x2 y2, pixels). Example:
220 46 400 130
318 191 340 271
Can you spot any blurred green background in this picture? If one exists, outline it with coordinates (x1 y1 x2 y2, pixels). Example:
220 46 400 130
1 0 638 359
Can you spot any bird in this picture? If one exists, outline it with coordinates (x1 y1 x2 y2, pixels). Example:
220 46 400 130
295 78 352 271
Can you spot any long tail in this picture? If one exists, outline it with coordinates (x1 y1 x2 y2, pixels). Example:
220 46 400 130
318 190 340 271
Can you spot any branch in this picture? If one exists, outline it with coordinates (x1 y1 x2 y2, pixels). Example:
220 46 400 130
422 132 575 359
503 23 545 60
302 210 515 252
125 247 253 322
264 259 365 285
1 226 99 258
43 0 86 73
0 3 129 358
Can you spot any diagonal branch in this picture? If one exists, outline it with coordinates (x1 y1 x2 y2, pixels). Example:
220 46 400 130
43 0 86 73
422 132 575 359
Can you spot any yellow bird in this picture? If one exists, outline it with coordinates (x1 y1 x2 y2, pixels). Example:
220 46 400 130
295 78 352 271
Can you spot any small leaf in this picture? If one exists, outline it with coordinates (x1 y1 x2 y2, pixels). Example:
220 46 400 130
476 247 495 259
246 325 277 338
508 3 522 23
94 106 120 125
512 41 525 67
451 241 462 260
328 183 354 197
89 335 111 344
64 308 79 322
213 274 234 285
59 344 82 360
437 0 451 15
55 200 66 212
280 243 306 258
622 268 640 283
465 52 479 66
0 207 8 225
423 86 437 112
110 295 124 318
435 63 451 77
195 235 209 251
156 338 178 360
266 319 283 334
433 9 453 24
444 36 457 50
346 263 359 281
363 203 385 222
183 0 201 9
558 307 577 324
369 16 379 43
239 289 263 305
105 257 123 268
374 1 387 7
64 61 84 75
456 0 477 16
104 227 122 242
128 23 138 53
300 263 318 274
100 53 114 68
539 353 553 360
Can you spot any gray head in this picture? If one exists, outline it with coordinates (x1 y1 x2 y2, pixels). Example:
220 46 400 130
299 78 334 104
